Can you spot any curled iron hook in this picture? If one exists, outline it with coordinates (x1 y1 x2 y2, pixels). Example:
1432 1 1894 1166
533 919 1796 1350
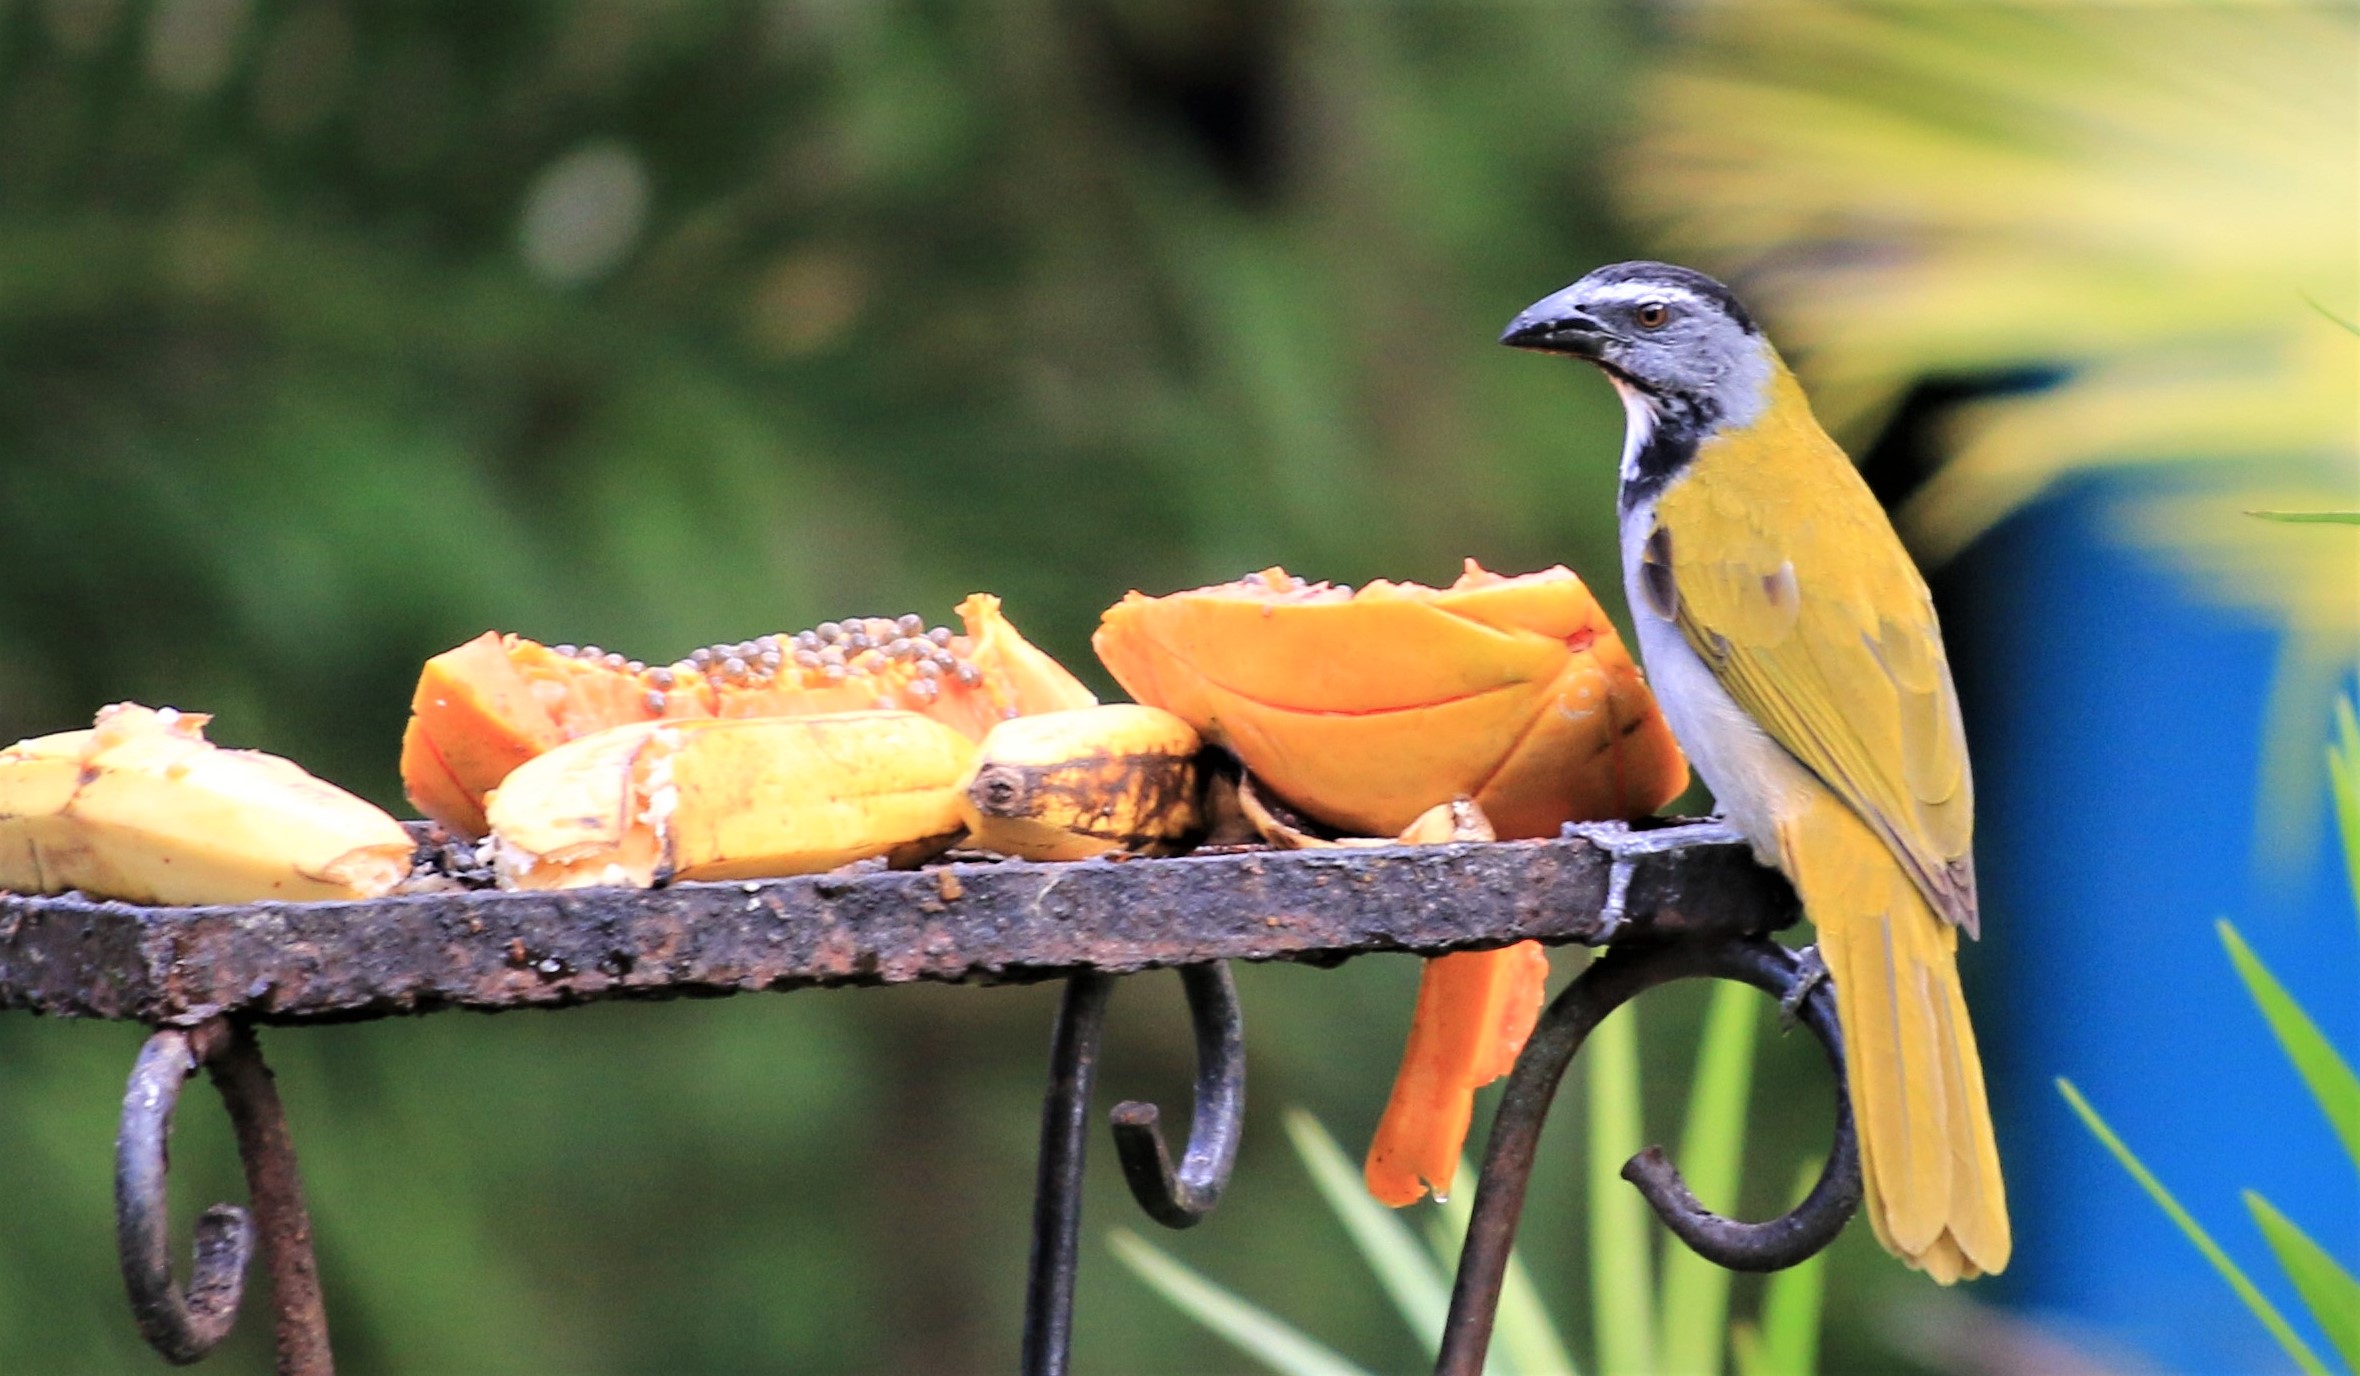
1435 937 1861 1376
118 1023 250 1363
1021 962 1249 1376
116 1019 334 1374
1109 962 1245 1228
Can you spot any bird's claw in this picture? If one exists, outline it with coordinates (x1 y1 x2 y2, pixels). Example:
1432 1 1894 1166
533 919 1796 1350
1779 946 1828 1031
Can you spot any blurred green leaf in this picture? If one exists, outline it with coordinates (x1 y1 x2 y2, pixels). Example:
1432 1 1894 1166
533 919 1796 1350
1281 1107 1452 1359
1657 980 1761 1376
2217 919 2360 1173
1752 1164 1829 1376
2057 1077 2331 1376
1586 1004 1654 1376
2333 698 2360 920
2302 293 2360 336
2244 1191 2360 1374
1107 1229 1374 1376
2247 512 2360 525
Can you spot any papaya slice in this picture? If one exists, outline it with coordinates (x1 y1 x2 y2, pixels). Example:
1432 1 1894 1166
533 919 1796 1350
1092 561 1687 837
1094 560 1690 1208
404 594 1093 838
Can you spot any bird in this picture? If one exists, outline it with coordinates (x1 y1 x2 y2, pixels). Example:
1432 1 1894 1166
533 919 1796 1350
1499 261 2010 1283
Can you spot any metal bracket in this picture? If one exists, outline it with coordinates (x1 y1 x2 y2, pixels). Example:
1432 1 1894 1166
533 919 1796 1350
116 1020 333 1375
1022 963 1246 1376
1434 937 1861 1376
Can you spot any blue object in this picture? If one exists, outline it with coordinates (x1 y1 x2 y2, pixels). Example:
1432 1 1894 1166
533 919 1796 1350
1955 477 2359 1371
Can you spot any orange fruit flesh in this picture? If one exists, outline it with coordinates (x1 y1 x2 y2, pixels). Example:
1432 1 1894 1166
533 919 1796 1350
402 595 1093 838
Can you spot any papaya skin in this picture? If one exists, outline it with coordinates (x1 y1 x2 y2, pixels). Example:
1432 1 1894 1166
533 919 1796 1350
1094 561 1690 1208
405 597 1093 839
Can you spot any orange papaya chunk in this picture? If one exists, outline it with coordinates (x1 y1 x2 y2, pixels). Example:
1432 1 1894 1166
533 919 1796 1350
403 632 567 831
1364 944 1552 1206
402 597 1093 838
1092 561 1689 839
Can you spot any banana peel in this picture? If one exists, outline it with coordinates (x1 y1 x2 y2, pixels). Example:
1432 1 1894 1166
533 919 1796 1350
488 710 978 889
0 703 413 905
958 704 1204 861
1236 773 1494 849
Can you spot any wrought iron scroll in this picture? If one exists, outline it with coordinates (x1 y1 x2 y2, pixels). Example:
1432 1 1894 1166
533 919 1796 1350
1434 937 1861 1376
1021 963 1246 1376
116 1019 333 1376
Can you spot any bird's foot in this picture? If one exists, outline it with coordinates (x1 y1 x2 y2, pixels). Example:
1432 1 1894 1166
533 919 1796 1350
1779 946 1828 1031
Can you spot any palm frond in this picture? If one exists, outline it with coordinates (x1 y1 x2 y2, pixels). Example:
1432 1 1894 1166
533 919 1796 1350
1622 0 2359 852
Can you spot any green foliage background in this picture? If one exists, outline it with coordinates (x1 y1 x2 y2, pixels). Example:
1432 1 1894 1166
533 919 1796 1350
0 4 1949 1371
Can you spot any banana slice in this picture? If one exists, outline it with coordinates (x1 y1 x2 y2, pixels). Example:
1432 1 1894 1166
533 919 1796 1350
0 703 413 904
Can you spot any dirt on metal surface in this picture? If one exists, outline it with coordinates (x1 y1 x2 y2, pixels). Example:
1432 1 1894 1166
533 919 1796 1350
0 820 1795 1026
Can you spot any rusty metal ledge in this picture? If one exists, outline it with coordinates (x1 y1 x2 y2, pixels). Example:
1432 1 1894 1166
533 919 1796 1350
0 820 1795 1027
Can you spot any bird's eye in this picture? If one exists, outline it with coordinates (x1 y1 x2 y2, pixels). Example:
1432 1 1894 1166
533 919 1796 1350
1634 302 1670 329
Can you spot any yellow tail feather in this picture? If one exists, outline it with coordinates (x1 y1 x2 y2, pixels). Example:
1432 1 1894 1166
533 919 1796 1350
1782 795 2011 1282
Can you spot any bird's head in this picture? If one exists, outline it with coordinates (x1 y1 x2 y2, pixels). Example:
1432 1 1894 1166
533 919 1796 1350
1500 262 1774 434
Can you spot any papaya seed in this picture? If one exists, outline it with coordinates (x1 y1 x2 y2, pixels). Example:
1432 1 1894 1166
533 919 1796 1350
897 613 923 635
817 621 842 640
793 649 820 669
582 645 603 660
915 660 941 679
927 627 953 646
553 644 578 658
821 664 846 683
645 691 666 713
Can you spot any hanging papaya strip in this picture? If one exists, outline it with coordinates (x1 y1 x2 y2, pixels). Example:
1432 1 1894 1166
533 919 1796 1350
403 594 1094 839
1094 561 1689 1206
1363 945 1553 1205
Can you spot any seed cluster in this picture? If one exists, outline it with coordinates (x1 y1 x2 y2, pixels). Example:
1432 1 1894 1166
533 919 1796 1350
546 614 984 715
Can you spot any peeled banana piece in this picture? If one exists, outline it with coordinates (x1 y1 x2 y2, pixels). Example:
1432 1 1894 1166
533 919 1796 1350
958 704 1204 861
0 703 414 904
488 710 978 889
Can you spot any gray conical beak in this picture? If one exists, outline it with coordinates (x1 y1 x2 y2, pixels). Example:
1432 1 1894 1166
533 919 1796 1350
1499 292 1607 357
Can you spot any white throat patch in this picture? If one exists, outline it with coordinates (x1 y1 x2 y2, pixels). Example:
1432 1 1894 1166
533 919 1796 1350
1609 379 1657 486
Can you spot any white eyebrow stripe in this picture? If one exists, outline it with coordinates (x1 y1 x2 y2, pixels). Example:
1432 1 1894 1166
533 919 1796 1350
1583 282 1702 308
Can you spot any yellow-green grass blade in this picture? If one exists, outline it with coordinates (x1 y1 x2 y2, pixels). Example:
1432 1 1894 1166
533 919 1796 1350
1656 980 1762 1376
2302 293 2360 337
1751 1164 1829 1376
2244 1191 2360 1374
2218 920 2360 1173
1429 1158 1580 1376
2248 511 2360 525
1280 1108 1451 1359
1107 1228 1374 1376
2057 1078 2331 1376
2330 697 2360 923
1588 1005 1655 1376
